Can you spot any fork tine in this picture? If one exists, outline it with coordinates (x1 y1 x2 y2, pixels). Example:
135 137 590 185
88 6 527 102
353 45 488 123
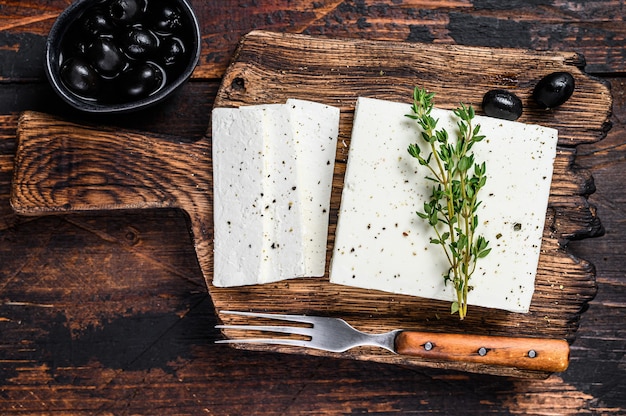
215 324 313 337
219 310 316 325
215 338 310 347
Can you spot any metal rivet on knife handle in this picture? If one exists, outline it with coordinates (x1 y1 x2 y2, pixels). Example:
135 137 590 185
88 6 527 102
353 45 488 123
424 341 434 351
478 347 488 356
528 349 537 358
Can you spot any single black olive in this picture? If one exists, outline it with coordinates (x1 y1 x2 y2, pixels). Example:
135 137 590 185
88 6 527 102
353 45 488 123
60 57 100 98
532 71 575 109
481 89 523 121
149 4 183 34
109 0 146 24
120 62 165 98
160 36 185 65
87 38 126 77
78 9 115 38
121 27 159 60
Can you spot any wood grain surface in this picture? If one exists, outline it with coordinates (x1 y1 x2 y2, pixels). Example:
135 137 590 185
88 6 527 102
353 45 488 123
11 112 214 287
10 31 610 379
1 1 625 414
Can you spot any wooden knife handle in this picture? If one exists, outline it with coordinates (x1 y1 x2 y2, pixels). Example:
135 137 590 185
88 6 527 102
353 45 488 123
395 331 570 373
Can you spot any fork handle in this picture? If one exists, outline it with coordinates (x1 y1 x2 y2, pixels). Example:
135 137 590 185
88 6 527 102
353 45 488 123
395 331 570 373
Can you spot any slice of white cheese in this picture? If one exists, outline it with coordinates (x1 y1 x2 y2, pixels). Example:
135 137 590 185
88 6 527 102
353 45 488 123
287 99 340 276
212 107 266 287
330 96 558 313
256 104 306 282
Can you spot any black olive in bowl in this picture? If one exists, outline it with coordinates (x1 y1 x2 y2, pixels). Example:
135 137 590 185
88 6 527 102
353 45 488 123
45 0 201 113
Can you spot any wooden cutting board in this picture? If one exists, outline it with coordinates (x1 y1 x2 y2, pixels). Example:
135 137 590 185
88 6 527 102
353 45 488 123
11 30 611 378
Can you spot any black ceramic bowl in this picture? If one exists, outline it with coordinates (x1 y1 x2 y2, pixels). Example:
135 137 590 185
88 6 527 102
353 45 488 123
45 0 201 113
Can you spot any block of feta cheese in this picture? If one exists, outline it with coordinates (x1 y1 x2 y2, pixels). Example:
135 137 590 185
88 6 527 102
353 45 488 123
287 99 340 276
212 100 340 287
329 97 558 313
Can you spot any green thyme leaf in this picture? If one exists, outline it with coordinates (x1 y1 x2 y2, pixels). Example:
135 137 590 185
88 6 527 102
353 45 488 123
451 301 460 315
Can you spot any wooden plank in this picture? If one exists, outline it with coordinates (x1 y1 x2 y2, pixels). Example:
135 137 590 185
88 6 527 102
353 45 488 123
0 0 623 410
1 1 626 83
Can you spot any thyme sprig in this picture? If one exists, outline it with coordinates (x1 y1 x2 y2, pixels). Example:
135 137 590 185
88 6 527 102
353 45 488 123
406 87 491 320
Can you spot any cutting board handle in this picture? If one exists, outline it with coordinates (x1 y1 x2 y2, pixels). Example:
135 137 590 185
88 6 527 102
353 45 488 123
11 111 213 283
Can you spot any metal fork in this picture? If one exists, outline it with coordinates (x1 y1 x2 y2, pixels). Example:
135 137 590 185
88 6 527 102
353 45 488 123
216 310 399 353
215 310 571 373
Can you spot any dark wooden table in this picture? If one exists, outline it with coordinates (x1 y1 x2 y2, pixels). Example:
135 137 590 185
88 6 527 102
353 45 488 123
1 1 624 414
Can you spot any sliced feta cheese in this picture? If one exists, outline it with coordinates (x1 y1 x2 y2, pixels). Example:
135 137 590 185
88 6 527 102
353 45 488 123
212 100 341 287
256 104 306 282
212 107 266 287
330 97 558 313
287 99 340 276
212 104 304 286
